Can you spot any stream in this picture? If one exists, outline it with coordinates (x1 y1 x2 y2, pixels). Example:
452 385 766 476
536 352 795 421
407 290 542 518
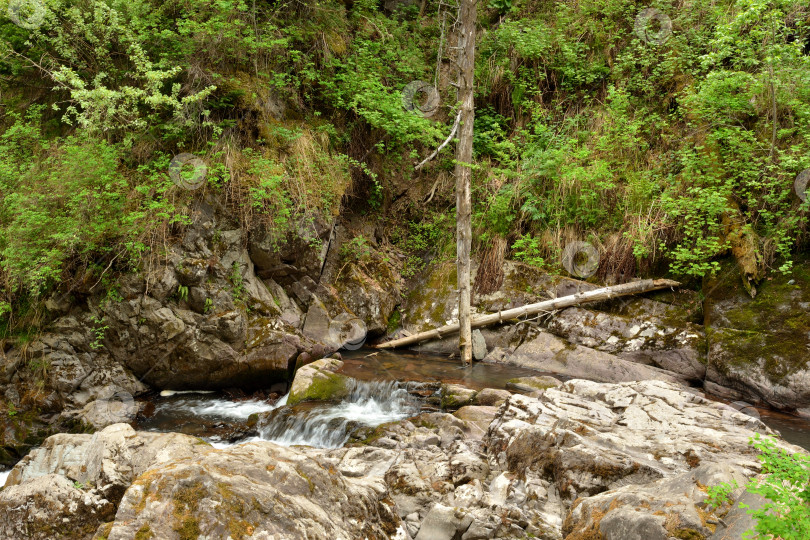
3 351 809 486
134 349 810 452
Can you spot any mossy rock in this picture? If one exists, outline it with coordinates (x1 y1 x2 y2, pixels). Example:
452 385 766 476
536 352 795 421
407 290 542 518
440 383 477 410
287 358 350 406
704 256 810 409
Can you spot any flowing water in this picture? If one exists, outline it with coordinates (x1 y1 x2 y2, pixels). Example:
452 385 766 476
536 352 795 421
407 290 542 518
136 378 424 449
131 349 810 451
0 469 9 488
255 379 420 448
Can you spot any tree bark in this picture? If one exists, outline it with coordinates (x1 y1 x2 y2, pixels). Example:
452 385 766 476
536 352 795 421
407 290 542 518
455 0 476 366
374 279 681 350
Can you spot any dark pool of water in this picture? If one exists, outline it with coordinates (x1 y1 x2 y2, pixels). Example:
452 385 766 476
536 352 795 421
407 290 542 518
758 409 810 451
339 349 559 390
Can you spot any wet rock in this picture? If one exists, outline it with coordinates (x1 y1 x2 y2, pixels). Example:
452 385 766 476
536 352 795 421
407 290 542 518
441 383 478 410
704 258 810 410
500 330 689 385
473 388 511 407
505 375 562 393
287 357 349 406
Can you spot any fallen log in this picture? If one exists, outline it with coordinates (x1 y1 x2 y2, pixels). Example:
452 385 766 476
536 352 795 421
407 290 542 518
375 278 681 350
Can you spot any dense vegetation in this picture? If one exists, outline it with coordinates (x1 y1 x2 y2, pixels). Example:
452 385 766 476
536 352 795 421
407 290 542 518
0 0 809 335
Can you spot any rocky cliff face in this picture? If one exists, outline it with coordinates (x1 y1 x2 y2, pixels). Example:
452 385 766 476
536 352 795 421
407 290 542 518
0 200 401 467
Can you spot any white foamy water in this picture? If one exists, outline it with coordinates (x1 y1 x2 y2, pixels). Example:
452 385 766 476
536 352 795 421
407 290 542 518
257 380 419 449
0 469 10 488
154 395 283 420
143 381 418 450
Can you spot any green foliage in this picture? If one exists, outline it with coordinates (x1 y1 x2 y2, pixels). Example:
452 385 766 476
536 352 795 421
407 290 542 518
177 285 189 302
229 262 245 304
708 435 810 539
0 0 807 323
340 236 373 265
89 315 109 350
511 234 545 267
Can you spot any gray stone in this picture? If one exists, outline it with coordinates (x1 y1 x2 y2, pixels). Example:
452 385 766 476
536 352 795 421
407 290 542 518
473 388 511 406
501 330 689 385
415 503 473 540
472 330 487 360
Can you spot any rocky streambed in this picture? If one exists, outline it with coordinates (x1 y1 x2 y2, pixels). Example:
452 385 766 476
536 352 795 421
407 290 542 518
1 356 808 539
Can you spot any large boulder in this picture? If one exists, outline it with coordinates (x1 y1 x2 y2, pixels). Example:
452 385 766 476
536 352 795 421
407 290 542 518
4 424 209 503
704 258 810 410
0 474 115 540
106 441 401 539
498 330 690 385
547 306 706 381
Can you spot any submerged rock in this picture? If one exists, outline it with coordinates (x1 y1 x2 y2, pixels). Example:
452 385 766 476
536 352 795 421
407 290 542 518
505 375 562 393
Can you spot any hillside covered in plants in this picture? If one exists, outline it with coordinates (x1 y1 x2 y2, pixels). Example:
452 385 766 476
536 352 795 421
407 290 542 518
2 2 810 539
0 0 808 335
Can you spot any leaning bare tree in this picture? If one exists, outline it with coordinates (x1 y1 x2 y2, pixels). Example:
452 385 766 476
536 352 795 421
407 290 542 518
455 0 476 366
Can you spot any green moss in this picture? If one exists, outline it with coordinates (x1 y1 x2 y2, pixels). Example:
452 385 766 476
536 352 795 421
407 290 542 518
134 524 154 540
288 372 349 406
671 528 706 540
172 481 205 540
386 308 401 333
440 389 477 410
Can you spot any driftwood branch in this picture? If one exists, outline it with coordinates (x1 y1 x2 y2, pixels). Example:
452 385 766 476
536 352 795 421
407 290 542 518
375 279 680 350
415 109 463 171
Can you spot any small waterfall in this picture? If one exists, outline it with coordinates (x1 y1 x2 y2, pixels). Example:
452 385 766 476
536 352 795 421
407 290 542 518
257 379 420 449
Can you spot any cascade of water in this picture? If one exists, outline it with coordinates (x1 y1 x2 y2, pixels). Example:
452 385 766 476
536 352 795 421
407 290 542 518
257 379 420 449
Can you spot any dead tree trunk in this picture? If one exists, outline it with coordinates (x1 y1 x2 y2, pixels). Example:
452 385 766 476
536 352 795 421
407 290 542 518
375 279 681 350
455 0 476 366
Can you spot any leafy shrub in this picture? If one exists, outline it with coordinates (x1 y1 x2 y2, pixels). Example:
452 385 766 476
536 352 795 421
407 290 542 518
707 434 810 539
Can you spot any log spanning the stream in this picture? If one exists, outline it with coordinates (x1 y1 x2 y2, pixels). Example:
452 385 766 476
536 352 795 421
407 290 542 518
374 278 681 350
